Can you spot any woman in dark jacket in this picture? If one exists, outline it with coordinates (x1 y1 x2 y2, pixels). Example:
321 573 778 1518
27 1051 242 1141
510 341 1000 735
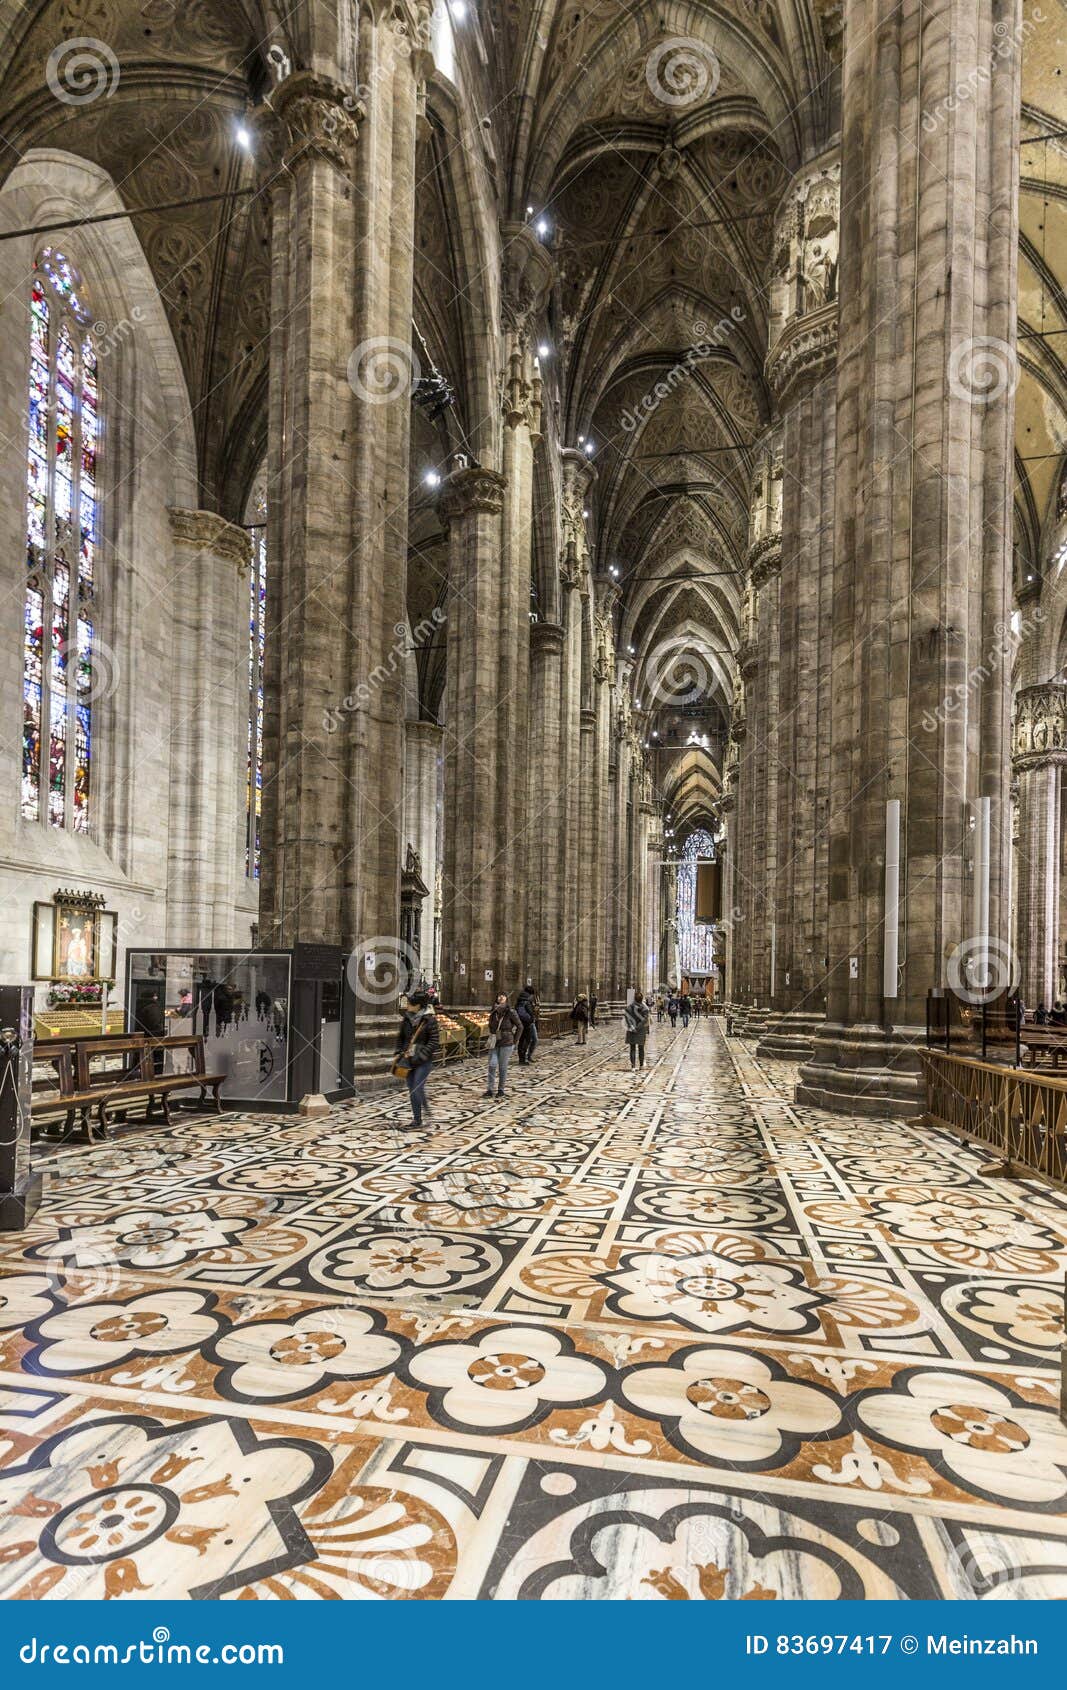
624 991 651 1070
395 991 440 1127
571 992 590 1045
485 993 522 1099
516 985 539 1065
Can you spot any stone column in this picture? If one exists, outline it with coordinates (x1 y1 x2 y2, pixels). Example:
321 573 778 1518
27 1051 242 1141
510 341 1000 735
798 0 1020 1117
743 438 783 1037
257 17 432 1075
439 464 508 1002
1012 684 1067 1008
500 224 554 987
732 607 759 1009
402 718 443 978
165 509 251 945
526 620 566 1000
758 155 840 1062
593 603 616 996
609 700 633 1000
559 450 596 995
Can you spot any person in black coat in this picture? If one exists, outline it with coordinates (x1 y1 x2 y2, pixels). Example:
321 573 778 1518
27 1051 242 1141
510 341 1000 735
516 985 539 1064
395 991 440 1127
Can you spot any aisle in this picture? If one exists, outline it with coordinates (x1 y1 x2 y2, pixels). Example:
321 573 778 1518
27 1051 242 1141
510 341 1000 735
0 1018 1065 1599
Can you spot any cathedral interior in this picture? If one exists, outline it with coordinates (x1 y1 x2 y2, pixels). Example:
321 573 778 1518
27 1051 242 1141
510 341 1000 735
1 0 1067 1604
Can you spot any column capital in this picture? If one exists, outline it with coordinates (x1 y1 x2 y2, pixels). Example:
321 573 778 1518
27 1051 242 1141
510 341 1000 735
437 464 507 521
1012 682 1067 770
168 508 251 572
749 534 782 585
765 153 840 408
531 619 565 655
500 221 556 339
270 72 362 174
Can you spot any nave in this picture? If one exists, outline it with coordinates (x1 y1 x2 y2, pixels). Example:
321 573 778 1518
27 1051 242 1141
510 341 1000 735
1 1019 1065 1601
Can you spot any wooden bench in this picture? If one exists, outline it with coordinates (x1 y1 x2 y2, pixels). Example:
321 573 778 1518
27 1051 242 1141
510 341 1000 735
1019 1028 1067 1073
31 1032 225 1141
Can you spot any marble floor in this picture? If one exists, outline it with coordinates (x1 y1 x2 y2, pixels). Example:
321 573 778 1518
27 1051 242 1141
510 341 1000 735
1 1018 1066 1600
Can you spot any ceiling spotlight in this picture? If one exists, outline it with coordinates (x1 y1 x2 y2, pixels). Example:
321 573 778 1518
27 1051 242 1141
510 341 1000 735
628 644 635 655
583 440 594 456
235 125 252 151
582 507 590 519
449 0 467 18
652 730 659 739
537 342 551 359
535 217 550 238
609 565 619 578
423 468 440 487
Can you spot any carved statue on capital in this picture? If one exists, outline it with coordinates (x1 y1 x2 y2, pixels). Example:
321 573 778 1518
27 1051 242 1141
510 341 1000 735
1012 683 1067 768
270 72 362 175
437 463 507 524
766 153 840 407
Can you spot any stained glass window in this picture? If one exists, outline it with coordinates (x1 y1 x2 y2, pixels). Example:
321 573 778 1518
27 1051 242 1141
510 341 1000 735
245 474 267 879
677 828 718 977
21 249 98 831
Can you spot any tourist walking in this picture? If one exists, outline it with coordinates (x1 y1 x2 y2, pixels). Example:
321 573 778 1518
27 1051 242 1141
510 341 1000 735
485 993 521 1099
516 984 539 1064
625 990 651 1070
679 990 691 1029
589 992 598 1028
655 992 665 1023
667 991 679 1028
394 990 439 1128
571 992 590 1045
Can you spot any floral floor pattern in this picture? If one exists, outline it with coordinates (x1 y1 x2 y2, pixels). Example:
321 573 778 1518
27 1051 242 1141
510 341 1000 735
1 1018 1066 1599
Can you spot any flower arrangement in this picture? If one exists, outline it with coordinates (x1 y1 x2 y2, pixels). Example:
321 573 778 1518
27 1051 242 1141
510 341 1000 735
46 979 114 1007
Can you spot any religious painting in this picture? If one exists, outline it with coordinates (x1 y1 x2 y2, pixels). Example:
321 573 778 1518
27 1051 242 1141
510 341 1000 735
33 889 113 982
54 904 96 981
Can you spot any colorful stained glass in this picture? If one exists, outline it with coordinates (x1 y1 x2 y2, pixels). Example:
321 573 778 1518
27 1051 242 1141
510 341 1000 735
40 249 89 322
20 250 98 828
677 828 718 977
22 588 43 821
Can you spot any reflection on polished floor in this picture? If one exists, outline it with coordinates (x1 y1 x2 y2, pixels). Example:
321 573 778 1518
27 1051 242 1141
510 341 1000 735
1 1018 1066 1600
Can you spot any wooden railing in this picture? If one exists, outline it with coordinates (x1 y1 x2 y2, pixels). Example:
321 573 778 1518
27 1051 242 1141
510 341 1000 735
920 1049 1067 1188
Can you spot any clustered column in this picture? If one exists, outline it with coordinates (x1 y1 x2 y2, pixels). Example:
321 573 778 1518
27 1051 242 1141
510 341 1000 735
797 0 1019 1116
165 509 251 945
1012 684 1067 1009
438 465 509 1001
757 154 840 1062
